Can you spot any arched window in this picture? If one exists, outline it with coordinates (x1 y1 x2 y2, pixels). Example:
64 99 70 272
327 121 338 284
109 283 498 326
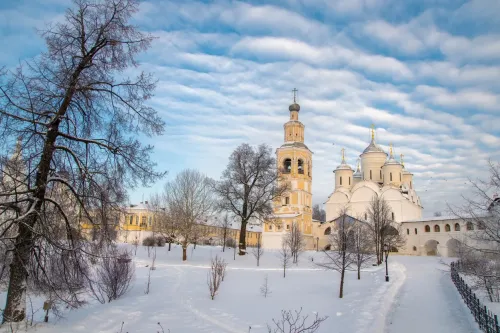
466 222 474 231
141 216 147 227
400 173 402 181
298 159 304 174
425 225 430 232
406 229 409 235
364 213 367 220
414 228 417 235
413 246 417 251
390 173 393 181
454 223 460 231
340 176 343 186
434 225 440 232
370 170 372 180
380 170 382 179
324 227 331 235
349 177 351 185
283 158 292 173
308 162 311 176
129 216 133 225
135 216 139 225
391 212 395 220
269 225 273 231
285 197 290 205
445 224 450 232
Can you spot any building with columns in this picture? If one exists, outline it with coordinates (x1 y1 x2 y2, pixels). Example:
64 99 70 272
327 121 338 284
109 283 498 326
262 92 314 249
324 128 423 223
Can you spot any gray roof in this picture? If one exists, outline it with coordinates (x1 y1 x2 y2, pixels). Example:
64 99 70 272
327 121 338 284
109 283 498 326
280 142 310 150
362 139 386 154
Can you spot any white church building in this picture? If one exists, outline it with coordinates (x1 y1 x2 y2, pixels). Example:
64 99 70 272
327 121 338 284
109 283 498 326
325 128 422 223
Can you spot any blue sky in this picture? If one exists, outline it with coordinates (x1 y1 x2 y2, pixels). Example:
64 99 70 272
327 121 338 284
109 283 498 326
1 0 499 217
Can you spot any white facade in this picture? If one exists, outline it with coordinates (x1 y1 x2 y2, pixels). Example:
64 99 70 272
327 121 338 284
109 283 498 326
325 133 422 223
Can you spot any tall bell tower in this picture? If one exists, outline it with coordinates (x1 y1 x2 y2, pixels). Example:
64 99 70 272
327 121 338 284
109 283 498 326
263 89 313 249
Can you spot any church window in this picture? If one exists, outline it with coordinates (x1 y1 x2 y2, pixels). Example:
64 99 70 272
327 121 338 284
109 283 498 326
391 212 395 220
340 176 342 185
349 177 351 185
149 216 152 226
390 173 393 182
324 227 331 235
466 222 474 231
283 158 292 173
286 224 290 230
454 223 460 231
445 224 450 232
370 170 372 180
425 225 430 232
129 216 133 225
406 229 409 235
285 197 290 205
413 246 417 251
434 225 440 232
478 221 486 230
365 213 367 220
298 159 304 174
400 173 402 181
141 216 147 227
277 225 281 230
410 181 412 189
414 228 417 235
135 216 139 225
380 170 382 179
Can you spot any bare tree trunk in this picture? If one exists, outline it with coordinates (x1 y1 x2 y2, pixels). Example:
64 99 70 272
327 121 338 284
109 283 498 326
339 251 346 298
168 241 172 251
182 245 187 261
3 219 34 322
239 220 247 255
222 229 226 252
357 264 361 280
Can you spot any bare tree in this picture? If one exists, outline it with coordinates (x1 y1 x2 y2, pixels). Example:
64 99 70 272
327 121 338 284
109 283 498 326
164 169 214 261
260 274 271 298
0 0 165 322
252 234 264 267
351 220 375 280
284 222 305 264
267 308 328 333
434 211 443 217
365 196 404 265
218 214 232 252
207 255 226 300
449 161 500 301
312 204 326 222
316 210 357 298
279 240 293 278
213 143 287 255
90 246 135 304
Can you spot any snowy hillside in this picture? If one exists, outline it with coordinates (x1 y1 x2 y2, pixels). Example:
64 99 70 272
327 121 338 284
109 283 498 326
0 245 482 333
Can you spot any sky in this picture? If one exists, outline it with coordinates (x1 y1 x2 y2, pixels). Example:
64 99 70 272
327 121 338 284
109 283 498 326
1 0 499 217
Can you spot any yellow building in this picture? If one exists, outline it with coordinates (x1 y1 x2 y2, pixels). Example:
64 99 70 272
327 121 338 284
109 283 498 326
262 90 314 249
118 202 262 247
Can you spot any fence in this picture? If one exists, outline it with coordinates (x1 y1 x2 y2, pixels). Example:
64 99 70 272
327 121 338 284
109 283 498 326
450 261 500 333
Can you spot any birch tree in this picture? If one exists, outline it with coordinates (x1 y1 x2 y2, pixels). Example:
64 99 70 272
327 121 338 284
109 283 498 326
164 169 214 261
0 0 164 322
213 143 287 255
284 221 305 264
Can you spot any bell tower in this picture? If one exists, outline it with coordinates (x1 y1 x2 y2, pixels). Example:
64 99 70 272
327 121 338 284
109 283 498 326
266 89 313 243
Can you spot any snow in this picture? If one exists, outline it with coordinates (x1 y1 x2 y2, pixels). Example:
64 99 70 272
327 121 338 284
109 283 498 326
0 246 483 333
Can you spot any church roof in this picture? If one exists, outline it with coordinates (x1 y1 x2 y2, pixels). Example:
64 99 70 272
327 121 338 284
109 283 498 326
353 160 362 178
280 142 310 150
362 138 386 154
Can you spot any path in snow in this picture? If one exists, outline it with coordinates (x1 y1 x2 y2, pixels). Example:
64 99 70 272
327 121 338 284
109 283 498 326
385 256 479 333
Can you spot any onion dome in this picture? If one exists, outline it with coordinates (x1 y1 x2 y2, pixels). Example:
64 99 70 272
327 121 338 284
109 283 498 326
362 125 386 154
336 148 352 170
289 103 300 112
384 143 401 166
353 159 362 178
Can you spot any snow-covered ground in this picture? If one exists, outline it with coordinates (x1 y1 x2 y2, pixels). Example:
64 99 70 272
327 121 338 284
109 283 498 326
0 245 483 333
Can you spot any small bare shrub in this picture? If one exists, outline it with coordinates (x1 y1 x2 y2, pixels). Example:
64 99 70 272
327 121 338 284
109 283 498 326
267 308 328 333
260 275 271 298
207 255 227 300
90 246 135 303
142 236 156 247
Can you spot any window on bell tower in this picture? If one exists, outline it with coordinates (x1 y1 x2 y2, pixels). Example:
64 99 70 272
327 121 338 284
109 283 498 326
285 197 290 205
283 158 291 173
340 176 342 185
370 170 372 180
298 159 304 174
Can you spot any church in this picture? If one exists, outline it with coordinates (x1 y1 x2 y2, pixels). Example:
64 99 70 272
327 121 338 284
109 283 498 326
262 91 423 250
